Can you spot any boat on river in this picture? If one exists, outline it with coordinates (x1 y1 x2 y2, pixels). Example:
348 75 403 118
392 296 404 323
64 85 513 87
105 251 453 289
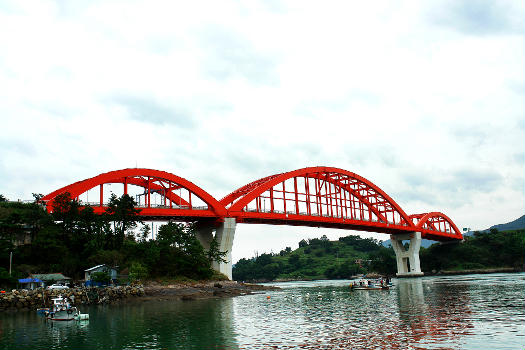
351 285 390 290
349 281 390 291
44 296 89 321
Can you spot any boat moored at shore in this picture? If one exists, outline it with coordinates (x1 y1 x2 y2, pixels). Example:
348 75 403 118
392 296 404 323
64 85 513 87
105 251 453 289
43 296 88 321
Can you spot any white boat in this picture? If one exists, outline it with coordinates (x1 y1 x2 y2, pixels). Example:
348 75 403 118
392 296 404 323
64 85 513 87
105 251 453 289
351 285 390 291
44 296 89 321
349 281 390 291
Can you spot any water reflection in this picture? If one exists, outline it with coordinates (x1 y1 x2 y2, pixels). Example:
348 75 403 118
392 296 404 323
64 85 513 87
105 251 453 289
1 274 524 350
0 298 239 350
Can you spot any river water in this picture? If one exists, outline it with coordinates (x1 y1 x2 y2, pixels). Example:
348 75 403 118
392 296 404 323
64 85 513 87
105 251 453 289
0 273 523 349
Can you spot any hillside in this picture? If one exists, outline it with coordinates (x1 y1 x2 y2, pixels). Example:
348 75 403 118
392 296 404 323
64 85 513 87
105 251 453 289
489 215 525 232
233 235 396 281
382 237 435 248
384 215 525 243
233 227 525 282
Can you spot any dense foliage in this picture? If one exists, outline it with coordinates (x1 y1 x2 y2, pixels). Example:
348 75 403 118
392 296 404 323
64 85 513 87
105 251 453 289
1 193 523 286
234 229 525 282
0 194 225 287
420 229 525 272
233 235 393 281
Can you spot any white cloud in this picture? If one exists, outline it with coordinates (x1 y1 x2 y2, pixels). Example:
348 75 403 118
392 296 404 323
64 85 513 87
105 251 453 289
0 0 523 262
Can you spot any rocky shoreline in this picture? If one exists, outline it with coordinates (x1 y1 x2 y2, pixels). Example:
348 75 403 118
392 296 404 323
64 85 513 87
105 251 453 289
0 285 145 312
0 281 277 312
431 267 522 276
141 281 279 301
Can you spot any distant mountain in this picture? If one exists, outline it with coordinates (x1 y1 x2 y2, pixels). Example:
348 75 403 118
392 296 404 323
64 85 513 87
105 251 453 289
382 238 434 248
382 215 525 247
464 215 525 236
489 215 525 232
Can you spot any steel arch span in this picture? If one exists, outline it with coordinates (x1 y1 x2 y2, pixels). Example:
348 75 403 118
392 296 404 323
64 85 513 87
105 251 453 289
41 168 227 220
221 166 463 241
42 166 463 242
409 212 463 241
42 166 463 279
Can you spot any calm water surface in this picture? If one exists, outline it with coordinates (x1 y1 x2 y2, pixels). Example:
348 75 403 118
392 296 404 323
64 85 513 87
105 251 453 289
0 273 523 349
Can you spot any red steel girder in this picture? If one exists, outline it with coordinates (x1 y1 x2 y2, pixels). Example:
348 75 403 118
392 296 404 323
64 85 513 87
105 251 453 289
42 166 463 242
42 168 227 217
224 167 413 227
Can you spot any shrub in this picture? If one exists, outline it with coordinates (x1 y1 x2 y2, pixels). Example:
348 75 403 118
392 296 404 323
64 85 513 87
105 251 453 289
129 262 148 282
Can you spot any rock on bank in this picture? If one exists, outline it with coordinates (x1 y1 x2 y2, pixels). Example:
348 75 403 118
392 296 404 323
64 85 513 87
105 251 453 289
0 285 145 311
143 281 279 301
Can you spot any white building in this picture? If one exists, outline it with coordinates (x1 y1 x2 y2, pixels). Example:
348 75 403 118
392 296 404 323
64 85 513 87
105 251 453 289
84 264 118 282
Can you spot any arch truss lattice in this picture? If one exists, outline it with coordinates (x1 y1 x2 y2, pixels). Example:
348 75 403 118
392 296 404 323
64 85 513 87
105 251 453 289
42 167 463 241
41 168 226 220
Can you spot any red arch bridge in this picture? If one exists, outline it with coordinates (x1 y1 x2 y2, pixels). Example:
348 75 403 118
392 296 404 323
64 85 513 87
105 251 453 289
42 167 463 279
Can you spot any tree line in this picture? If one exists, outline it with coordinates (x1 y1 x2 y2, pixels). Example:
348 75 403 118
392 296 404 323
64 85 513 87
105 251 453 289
0 193 225 287
233 235 397 281
233 229 525 282
1 193 523 285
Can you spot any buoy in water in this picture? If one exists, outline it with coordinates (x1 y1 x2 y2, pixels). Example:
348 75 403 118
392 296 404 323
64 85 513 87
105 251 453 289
266 296 271 300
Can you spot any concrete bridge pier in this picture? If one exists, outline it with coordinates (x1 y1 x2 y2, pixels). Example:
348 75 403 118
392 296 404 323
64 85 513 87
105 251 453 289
195 218 237 280
390 232 424 277
195 224 214 251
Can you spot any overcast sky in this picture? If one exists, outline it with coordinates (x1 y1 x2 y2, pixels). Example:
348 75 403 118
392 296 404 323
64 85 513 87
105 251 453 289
1 1 523 262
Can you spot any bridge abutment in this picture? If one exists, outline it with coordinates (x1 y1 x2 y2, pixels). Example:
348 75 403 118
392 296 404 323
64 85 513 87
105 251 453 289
390 232 424 277
195 218 236 280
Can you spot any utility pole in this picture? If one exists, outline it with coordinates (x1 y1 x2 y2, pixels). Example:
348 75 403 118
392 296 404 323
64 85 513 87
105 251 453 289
9 251 12 275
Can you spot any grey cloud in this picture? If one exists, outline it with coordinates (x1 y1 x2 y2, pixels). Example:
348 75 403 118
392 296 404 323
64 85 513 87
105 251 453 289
398 167 503 208
429 0 523 36
393 190 439 207
145 36 180 55
513 152 524 164
295 90 382 118
403 174 426 188
256 0 288 14
450 124 487 148
107 95 195 128
0 139 37 157
198 25 279 85
446 169 502 192
512 176 525 195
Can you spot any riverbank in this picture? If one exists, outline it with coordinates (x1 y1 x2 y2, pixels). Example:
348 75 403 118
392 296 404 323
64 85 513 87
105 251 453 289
0 285 145 311
141 280 279 301
0 281 278 312
431 267 523 276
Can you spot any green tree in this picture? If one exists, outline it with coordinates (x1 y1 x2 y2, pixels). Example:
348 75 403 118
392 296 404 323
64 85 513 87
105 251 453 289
368 246 396 275
154 222 214 279
129 262 148 282
104 194 141 250
91 270 111 283
207 238 227 264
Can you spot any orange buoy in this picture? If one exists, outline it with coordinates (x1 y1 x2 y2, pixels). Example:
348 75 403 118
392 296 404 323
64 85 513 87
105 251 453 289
266 295 271 300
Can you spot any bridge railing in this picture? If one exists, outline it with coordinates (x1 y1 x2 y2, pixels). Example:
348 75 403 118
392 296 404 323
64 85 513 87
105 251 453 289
243 207 399 225
78 202 210 211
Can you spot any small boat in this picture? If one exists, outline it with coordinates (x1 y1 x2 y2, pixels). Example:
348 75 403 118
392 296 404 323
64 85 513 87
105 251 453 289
36 307 49 316
351 285 390 291
44 296 89 321
349 281 390 291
